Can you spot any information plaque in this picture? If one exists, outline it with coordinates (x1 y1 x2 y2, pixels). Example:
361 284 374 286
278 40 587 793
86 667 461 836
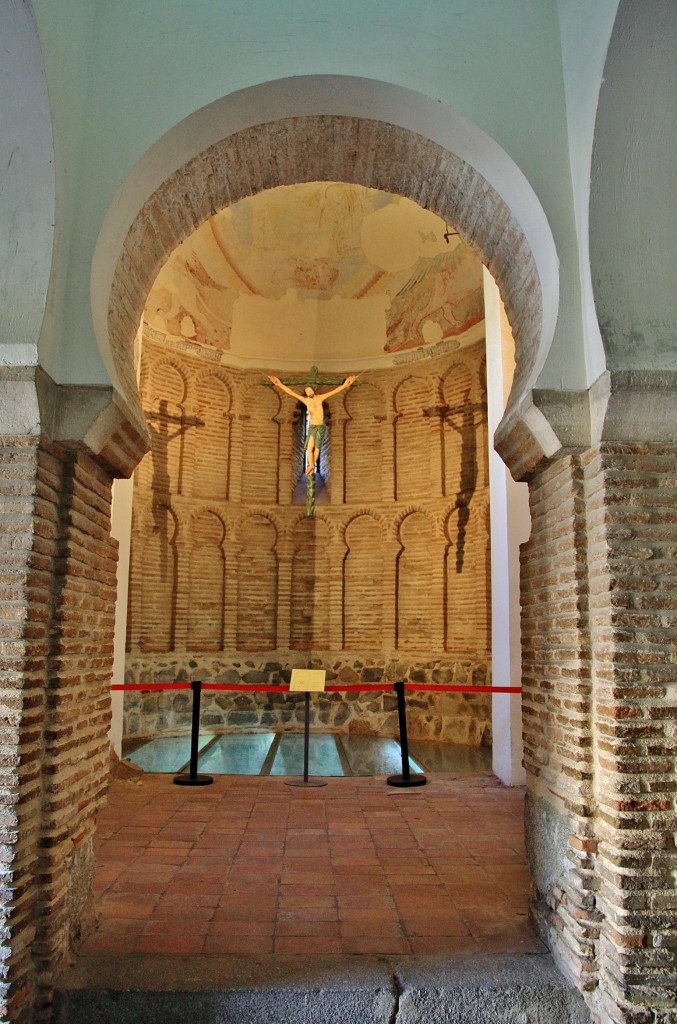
289 669 327 693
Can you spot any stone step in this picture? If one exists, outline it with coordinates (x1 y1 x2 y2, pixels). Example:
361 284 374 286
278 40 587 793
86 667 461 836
53 952 591 1024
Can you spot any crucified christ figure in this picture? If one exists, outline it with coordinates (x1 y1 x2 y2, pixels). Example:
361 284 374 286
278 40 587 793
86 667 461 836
267 373 359 475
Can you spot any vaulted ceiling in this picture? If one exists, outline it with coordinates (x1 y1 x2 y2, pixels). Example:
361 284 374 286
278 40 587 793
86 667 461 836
145 182 485 370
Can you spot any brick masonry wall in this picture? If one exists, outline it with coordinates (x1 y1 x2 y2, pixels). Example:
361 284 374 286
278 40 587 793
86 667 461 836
125 334 492 745
522 442 677 1024
587 444 677 1024
521 454 600 993
0 437 117 1023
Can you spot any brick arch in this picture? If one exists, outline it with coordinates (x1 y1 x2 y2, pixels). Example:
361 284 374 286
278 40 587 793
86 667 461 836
235 509 282 545
236 513 278 651
188 504 227 536
339 508 388 544
192 367 233 407
343 380 385 505
192 373 233 501
94 88 557 472
342 513 385 650
393 374 434 502
137 503 179 653
396 510 437 652
187 508 227 651
288 509 336 544
240 383 281 504
290 516 332 650
146 356 188 396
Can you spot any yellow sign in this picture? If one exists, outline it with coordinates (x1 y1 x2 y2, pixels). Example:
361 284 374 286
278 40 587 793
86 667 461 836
289 669 327 693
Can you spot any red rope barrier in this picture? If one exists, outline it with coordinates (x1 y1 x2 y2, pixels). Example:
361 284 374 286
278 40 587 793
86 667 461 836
111 681 520 694
202 683 287 692
403 684 521 694
326 684 403 692
112 683 190 690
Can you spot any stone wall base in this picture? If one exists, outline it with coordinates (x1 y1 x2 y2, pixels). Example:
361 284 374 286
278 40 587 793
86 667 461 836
123 652 492 747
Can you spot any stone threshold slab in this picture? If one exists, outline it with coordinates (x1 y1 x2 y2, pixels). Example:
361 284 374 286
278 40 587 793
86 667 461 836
53 951 591 1024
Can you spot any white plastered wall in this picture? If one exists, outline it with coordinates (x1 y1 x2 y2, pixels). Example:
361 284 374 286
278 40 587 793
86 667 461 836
484 268 529 786
109 476 133 757
108 322 142 755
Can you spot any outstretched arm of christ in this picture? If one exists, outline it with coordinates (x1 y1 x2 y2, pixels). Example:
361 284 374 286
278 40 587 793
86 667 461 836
267 374 358 403
316 374 359 400
267 375 306 402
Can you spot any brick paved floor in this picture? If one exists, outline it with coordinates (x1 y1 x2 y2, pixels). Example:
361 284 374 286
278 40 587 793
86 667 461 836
84 773 545 958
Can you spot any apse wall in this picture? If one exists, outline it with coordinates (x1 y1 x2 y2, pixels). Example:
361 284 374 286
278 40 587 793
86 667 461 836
124 330 491 745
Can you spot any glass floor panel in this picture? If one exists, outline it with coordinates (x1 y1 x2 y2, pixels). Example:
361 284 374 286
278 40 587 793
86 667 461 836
338 734 424 776
408 738 492 774
125 734 214 773
197 732 276 775
269 733 344 777
123 732 492 778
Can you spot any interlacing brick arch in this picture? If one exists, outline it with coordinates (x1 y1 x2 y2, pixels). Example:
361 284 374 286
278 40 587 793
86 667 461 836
288 509 338 544
290 515 332 650
343 380 386 505
236 512 280 651
240 382 281 505
342 511 386 650
187 508 227 651
192 371 233 501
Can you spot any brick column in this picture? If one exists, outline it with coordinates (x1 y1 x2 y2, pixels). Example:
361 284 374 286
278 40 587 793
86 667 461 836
172 508 189 650
499 372 677 1024
383 539 401 651
520 453 599 995
0 438 121 1023
182 400 199 497
327 531 344 651
277 413 295 506
229 415 244 504
382 412 397 503
328 412 348 505
429 536 447 652
585 442 677 1024
125 495 147 648
223 537 238 651
0 436 47 1024
276 540 293 650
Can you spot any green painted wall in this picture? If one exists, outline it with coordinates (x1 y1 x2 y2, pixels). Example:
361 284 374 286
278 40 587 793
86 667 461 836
557 0 619 384
31 0 597 389
0 1 54 367
590 0 677 372
29 0 97 377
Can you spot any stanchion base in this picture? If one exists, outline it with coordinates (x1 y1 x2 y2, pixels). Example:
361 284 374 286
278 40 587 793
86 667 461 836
173 774 214 786
387 773 427 788
285 778 327 788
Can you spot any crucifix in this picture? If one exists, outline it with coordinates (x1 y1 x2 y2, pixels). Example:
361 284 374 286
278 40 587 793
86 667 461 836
266 366 359 517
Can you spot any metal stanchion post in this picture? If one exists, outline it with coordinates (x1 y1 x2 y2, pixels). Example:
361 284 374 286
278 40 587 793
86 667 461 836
174 680 214 786
387 680 426 788
286 691 327 788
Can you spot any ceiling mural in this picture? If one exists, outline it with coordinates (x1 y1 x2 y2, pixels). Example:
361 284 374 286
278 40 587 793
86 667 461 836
145 182 485 369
